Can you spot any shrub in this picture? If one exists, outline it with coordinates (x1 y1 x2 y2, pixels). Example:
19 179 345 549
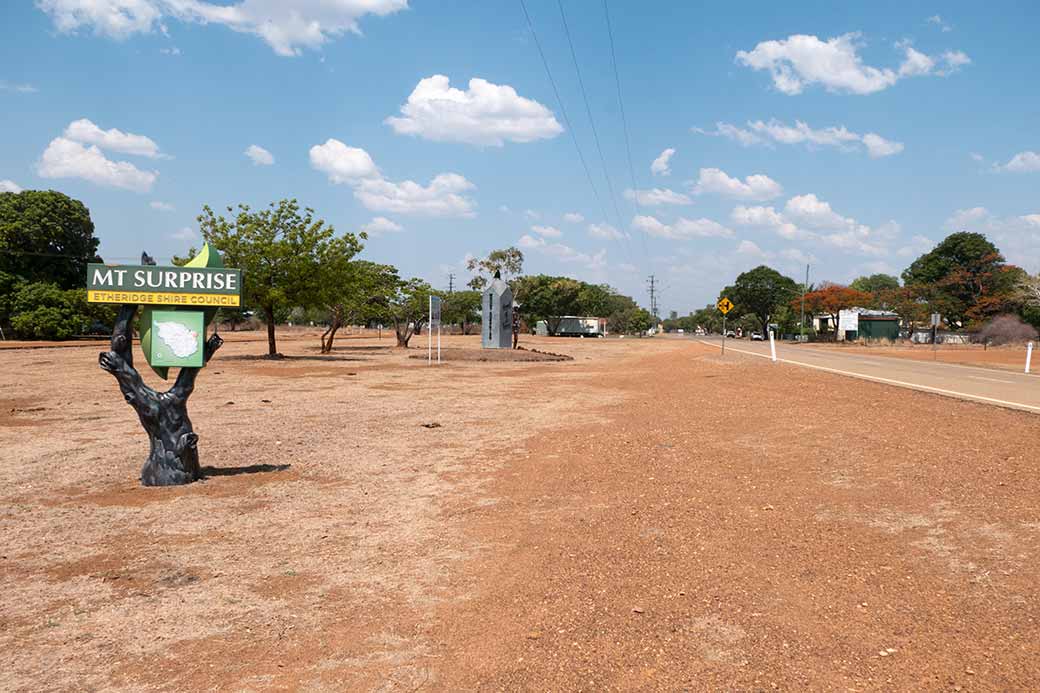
977 314 1039 346
7 282 114 340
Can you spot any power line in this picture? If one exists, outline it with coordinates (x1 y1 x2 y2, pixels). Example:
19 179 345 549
555 0 632 265
602 0 649 265
518 0 616 255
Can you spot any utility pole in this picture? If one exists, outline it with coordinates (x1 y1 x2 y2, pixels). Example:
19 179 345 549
647 274 658 321
447 273 455 294
799 263 809 342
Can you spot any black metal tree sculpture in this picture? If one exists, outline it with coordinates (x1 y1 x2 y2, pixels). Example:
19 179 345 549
98 254 223 486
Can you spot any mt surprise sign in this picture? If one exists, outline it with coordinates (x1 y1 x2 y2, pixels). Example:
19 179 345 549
87 264 242 307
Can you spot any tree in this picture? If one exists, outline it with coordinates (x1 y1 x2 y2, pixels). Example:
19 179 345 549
515 275 582 335
386 278 435 347
467 247 524 290
878 286 929 332
798 283 873 339
724 265 799 334
443 289 482 335
196 199 363 356
977 315 1038 345
321 261 398 353
850 273 900 302
902 232 1018 327
0 190 101 289
607 306 653 334
8 282 115 340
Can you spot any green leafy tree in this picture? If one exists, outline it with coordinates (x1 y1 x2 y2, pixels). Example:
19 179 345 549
607 306 653 334
443 289 482 335
0 190 101 289
723 265 799 334
466 247 524 290
196 199 363 356
850 274 900 307
7 283 113 339
321 261 398 353
902 232 1019 327
385 278 435 347
515 275 582 335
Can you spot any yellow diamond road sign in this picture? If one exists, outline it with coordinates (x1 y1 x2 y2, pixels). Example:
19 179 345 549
717 297 734 314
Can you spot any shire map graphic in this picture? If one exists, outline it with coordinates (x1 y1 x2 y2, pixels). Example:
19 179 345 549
155 321 200 359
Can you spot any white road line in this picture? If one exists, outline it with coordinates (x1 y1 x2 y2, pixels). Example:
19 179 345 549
696 340 1040 414
967 375 1016 384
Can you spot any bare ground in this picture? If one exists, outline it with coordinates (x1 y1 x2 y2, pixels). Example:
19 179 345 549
2 333 1039 691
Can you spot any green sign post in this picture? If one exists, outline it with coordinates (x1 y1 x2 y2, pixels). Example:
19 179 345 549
91 244 242 486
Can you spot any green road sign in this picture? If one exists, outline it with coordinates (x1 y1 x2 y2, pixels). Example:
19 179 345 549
148 310 205 368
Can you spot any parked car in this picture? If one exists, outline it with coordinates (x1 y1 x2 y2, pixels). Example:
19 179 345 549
725 330 736 338
751 331 764 341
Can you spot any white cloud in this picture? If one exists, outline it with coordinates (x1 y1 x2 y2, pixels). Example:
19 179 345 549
524 209 540 220
244 144 274 166
0 81 38 93
159 45 181 55
861 133 905 158
996 151 1040 173
563 212 584 223
650 148 675 176
309 138 476 218
784 194 849 228
531 225 562 238
970 152 984 162
696 119 903 158
64 118 163 158
693 168 783 201
150 200 174 211
37 137 157 192
385 75 561 146
693 122 763 146
624 187 692 206
362 216 403 236
587 223 624 240
632 214 734 240
38 0 162 39
39 0 408 55
735 33 969 95
737 239 766 257
517 234 606 270
354 173 475 218
928 15 952 32
171 226 197 241
896 234 934 257
943 207 1040 271
309 138 379 183
0 180 23 193
733 194 893 256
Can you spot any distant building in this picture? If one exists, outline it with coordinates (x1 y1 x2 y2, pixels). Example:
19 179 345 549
836 307 900 341
535 316 608 337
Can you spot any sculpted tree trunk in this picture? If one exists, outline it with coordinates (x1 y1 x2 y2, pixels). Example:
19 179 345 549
99 302 223 486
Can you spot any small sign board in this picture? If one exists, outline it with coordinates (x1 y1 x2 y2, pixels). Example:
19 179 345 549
717 297 734 315
148 310 205 368
930 312 941 327
87 264 242 307
429 295 442 328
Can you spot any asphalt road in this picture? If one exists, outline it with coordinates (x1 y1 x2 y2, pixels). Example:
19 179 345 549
695 335 1040 414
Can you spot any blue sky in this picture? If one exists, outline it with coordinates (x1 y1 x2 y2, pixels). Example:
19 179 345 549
2 1 1038 315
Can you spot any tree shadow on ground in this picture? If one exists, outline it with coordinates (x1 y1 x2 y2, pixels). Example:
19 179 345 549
200 463 291 478
221 354 369 362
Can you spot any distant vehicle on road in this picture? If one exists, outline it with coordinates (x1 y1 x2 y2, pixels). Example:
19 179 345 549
725 330 736 338
751 331 764 341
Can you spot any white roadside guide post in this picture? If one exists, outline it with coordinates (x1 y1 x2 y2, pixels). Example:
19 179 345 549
428 295 432 366
769 328 777 362
1027 341 1034 374
428 295 442 366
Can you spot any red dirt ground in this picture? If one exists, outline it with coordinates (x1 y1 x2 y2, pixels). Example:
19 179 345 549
2 335 1039 691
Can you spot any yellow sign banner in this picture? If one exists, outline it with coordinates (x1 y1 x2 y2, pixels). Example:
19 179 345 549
717 297 734 314
88 290 241 307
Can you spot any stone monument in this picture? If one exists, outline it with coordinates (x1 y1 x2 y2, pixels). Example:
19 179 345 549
481 271 513 349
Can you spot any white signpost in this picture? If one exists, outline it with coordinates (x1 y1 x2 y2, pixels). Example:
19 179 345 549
428 295 442 365
769 328 777 362
1027 341 1034 374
